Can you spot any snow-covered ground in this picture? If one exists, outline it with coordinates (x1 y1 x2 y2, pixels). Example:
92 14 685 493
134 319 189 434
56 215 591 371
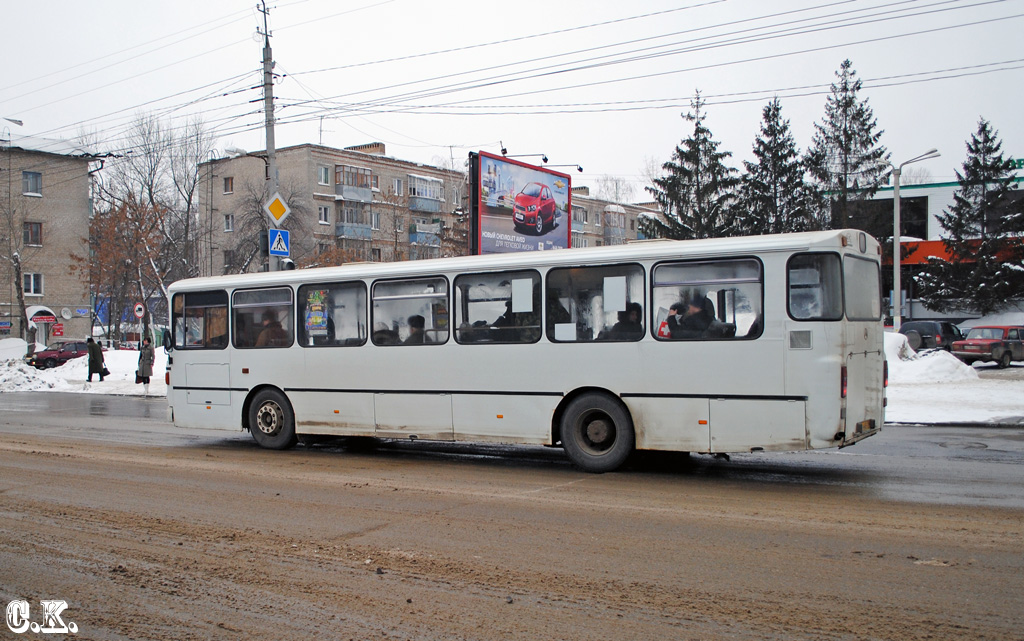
0 334 1020 425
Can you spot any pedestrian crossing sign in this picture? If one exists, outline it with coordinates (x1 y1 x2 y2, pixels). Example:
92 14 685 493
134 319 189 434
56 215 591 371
268 228 290 257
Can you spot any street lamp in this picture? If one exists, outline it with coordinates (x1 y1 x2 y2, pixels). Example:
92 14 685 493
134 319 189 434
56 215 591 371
889 148 940 331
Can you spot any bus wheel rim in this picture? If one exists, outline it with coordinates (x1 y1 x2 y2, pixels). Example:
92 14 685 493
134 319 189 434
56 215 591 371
256 402 283 435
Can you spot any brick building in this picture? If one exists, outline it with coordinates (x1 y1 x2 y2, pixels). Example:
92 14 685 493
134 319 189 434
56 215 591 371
568 186 654 248
0 135 95 344
197 142 468 275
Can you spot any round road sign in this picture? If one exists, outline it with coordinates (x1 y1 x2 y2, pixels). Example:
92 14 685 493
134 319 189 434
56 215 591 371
133 303 146 319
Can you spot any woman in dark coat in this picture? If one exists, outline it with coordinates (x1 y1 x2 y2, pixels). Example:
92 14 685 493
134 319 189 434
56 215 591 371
137 337 154 395
86 338 105 382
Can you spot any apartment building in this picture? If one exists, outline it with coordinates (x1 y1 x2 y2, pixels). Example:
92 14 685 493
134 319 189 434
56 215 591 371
198 142 468 275
0 135 95 343
568 186 654 248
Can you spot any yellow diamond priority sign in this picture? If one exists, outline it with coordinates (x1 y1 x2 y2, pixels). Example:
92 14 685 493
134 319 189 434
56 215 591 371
263 192 291 226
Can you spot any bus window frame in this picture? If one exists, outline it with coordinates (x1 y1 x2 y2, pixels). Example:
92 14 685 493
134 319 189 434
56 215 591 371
296 281 368 348
231 286 295 349
842 254 883 322
786 252 844 322
171 290 229 351
454 269 543 345
544 262 646 343
370 275 451 346
650 256 764 341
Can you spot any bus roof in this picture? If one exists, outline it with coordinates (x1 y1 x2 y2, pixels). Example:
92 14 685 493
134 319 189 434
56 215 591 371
169 229 879 293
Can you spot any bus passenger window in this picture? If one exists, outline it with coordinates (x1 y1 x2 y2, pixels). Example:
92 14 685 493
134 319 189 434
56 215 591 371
652 259 762 340
170 290 228 350
297 282 367 347
787 254 842 321
454 270 541 344
545 264 645 342
372 277 448 346
233 287 294 349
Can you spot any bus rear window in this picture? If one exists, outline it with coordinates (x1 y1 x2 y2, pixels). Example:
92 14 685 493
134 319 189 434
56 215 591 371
171 290 228 349
788 254 842 321
844 256 882 321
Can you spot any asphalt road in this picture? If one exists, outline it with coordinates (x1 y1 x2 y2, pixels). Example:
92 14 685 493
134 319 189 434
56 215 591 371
1 393 1022 640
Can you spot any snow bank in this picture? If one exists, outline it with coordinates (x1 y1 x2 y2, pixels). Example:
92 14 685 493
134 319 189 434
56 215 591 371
883 332 979 384
0 344 167 396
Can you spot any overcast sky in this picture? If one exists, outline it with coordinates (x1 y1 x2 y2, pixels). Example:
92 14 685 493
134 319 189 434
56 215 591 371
3 0 1021 198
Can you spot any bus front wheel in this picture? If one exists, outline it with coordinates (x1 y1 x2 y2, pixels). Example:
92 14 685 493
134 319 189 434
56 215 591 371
248 388 297 450
560 393 634 473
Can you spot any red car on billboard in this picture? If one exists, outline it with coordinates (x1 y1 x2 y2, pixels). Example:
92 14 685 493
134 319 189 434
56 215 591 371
512 182 556 234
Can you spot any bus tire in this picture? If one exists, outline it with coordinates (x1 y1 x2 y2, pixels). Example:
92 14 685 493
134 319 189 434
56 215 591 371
560 393 634 473
248 388 297 450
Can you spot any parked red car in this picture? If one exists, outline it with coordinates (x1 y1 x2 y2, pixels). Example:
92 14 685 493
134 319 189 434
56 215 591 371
951 326 1024 368
512 182 556 234
25 340 90 369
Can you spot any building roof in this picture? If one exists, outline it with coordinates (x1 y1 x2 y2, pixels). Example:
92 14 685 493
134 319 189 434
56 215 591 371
3 134 97 158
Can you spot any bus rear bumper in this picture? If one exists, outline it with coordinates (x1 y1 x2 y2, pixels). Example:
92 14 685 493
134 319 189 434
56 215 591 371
839 419 880 447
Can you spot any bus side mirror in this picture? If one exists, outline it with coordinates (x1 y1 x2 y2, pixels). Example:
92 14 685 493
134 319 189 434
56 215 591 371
162 329 172 351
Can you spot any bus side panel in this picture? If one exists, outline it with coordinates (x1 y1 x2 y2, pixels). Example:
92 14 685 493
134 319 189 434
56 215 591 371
291 391 376 436
710 399 807 452
452 394 554 445
842 322 885 445
628 398 711 453
375 393 454 441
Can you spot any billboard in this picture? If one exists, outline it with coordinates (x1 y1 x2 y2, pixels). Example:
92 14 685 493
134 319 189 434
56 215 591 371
472 151 572 254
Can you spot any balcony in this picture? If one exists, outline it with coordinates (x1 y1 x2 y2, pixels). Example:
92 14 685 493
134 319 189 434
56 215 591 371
408 195 441 214
409 224 440 246
335 184 373 204
335 222 372 240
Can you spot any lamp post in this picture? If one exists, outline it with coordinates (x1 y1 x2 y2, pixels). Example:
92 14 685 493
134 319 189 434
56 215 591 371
889 148 940 331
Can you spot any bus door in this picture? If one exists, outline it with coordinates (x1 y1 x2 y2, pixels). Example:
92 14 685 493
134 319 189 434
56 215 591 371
840 255 885 443
170 290 234 427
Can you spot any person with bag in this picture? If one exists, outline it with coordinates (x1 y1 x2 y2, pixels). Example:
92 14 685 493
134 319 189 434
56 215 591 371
137 336 154 395
86 338 106 382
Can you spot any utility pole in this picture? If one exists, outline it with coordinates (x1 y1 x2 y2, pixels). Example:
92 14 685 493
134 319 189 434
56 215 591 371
258 0 280 271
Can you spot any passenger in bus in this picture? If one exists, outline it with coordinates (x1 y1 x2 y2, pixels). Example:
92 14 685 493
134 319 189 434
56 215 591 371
372 322 399 345
668 298 711 339
404 314 431 344
255 310 287 347
608 302 644 340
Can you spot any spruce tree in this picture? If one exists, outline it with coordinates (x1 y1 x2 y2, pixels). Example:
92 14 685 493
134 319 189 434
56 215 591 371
805 59 890 229
642 92 739 240
739 98 809 235
915 118 1024 315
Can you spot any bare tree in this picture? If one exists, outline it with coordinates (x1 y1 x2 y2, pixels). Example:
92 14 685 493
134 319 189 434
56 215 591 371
594 174 636 204
223 177 310 274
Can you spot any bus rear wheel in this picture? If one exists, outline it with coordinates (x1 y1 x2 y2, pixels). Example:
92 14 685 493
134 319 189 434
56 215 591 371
248 388 297 450
560 393 634 473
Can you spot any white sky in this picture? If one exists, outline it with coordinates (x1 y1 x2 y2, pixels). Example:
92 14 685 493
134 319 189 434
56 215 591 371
3 0 1022 197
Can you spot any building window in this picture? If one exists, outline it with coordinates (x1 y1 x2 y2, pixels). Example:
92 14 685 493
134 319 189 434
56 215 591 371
343 207 364 225
392 178 403 196
408 175 442 200
337 165 374 189
24 273 43 296
224 214 234 232
223 250 235 273
572 206 588 225
318 205 331 225
318 166 330 185
22 171 42 196
371 248 381 262
23 222 42 246
371 210 381 230
223 177 234 194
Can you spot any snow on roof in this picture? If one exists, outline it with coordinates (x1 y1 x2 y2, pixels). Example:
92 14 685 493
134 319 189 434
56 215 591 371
5 134 97 158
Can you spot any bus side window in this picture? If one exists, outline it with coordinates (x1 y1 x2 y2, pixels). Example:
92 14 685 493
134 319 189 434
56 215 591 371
454 270 541 344
233 287 294 349
297 282 367 347
652 259 762 340
787 254 842 321
171 290 228 350
545 264 645 342
372 277 449 346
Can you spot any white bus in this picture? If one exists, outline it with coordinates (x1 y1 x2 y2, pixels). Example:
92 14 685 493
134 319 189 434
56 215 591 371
165 229 885 473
